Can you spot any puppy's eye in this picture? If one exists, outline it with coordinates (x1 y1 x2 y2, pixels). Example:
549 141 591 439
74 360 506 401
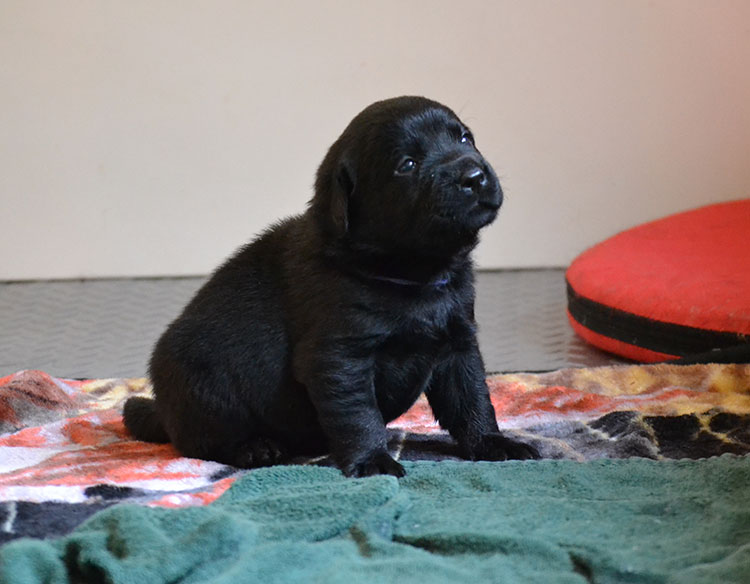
460 131 474 145
395 158 417 175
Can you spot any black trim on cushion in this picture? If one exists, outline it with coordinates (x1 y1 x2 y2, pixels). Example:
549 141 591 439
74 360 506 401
566 280 749 358
665 344 750 365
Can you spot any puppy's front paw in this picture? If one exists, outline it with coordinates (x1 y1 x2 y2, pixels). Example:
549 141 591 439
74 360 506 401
344 451 405 478
469 432 539 461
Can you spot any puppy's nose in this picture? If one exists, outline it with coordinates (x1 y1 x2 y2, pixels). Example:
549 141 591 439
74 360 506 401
460 166 488 195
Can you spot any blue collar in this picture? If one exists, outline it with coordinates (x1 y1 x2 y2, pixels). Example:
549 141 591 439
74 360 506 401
366 273 450 289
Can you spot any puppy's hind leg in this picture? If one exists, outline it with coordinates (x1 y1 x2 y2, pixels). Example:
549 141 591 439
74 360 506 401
123 397 170 443
230 436 288 469
168 409 291 469
124 396 288 468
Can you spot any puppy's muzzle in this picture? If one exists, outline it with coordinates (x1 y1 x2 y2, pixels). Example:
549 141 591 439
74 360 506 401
456 157 502 210
460 166 488 196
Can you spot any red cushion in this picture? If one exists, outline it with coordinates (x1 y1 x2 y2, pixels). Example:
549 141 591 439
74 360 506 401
566 199 750 362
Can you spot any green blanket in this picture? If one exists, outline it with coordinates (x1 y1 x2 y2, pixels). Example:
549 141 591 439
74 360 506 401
2 457 749 583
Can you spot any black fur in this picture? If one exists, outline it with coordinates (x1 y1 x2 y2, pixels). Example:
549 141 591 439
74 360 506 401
123 96 538 477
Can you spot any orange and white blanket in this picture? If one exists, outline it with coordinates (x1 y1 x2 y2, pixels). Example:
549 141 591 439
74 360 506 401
1 364 749 543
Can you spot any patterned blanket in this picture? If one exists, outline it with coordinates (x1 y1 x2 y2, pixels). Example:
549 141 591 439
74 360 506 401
1 364 749 544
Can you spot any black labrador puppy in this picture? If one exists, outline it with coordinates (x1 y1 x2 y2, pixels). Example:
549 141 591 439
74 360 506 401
124 96 538 477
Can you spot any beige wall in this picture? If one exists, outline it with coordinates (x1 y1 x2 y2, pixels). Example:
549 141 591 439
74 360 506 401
2 1 749 279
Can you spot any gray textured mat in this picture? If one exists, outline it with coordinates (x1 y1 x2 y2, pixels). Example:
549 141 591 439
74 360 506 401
474 270 623 372
0 270 622 378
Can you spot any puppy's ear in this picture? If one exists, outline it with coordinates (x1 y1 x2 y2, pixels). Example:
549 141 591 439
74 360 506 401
331 159 355 233
312 152 355 238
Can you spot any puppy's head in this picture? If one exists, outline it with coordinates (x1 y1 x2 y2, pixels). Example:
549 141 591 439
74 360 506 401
311 96 502 257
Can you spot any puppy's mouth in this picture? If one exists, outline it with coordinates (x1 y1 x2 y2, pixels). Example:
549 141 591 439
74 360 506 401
437 185 503 221
471 199 502 226
477 193 503 211
433 201 500 232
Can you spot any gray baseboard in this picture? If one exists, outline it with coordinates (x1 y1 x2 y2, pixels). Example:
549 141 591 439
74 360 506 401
0 270 622 378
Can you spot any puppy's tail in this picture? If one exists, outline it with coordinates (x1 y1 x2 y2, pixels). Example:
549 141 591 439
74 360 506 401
123 397 170 443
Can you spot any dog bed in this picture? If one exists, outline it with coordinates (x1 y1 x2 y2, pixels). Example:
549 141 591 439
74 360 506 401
566 199 750 362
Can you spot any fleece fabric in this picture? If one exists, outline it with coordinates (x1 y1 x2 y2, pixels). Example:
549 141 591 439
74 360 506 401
1 456 749 584
3 365 750 544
